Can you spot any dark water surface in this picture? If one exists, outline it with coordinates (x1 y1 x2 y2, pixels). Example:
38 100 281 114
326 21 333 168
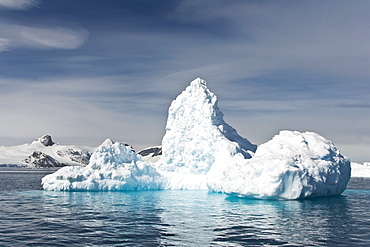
0 168 369 246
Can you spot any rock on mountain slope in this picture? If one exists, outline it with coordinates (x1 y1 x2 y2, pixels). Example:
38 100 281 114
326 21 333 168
0 135 94 168
138 146 162 163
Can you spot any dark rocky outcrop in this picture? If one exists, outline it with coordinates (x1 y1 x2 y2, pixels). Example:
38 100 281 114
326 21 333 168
24 151 64 168
56 148 91 166
138 147 162 157
35 135 55 147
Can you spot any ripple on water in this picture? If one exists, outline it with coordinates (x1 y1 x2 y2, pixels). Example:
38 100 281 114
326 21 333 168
0 172 370 246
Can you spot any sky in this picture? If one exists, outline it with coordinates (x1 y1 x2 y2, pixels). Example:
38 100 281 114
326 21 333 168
0 0 369 162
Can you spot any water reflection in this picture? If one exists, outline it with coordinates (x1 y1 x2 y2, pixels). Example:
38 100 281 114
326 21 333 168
152 191 356 246
1 189 369 246
41 191 166 246
213 195 353 246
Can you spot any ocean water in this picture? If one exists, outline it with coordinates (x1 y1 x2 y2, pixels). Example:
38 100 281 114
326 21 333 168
0 168 370 246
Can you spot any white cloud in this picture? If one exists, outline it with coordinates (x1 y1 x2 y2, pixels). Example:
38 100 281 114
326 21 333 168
0 0 39 10
0 38 10 51
0 0 87 51
20 26 89 49
0 23 89 50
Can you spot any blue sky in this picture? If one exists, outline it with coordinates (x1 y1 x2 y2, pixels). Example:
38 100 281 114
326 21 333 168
0 0 370 162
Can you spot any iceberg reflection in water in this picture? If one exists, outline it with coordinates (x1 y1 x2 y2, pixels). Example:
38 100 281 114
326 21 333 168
1 188 370 246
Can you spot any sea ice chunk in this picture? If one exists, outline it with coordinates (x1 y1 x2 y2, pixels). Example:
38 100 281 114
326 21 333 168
207 130 351 199
42 142 164 191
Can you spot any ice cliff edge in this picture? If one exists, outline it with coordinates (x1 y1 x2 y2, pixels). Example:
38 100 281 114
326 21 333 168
42 78 351 199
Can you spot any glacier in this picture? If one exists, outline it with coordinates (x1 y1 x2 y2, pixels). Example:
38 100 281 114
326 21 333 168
42 78 351 199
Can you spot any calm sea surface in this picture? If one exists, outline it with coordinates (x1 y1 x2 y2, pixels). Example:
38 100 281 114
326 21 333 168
0 167 370 246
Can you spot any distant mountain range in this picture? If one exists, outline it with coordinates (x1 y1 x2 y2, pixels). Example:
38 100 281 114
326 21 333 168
0 134 159 168
0 135 95 168
351 162 370 178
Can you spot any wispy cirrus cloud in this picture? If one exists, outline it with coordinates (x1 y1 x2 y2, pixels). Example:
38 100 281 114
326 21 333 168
0 0 88 51
338 104 370 109
0 23 88 51
0 38 10 51
0 0 39 10
19 26 88 49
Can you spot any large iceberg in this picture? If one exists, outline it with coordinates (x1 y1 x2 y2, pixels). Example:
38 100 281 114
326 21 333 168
42 78 351 199
158 78 256 190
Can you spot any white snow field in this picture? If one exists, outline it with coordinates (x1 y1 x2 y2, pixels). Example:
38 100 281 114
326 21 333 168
42 78 351 199
0 135 94 167
351 162 370 177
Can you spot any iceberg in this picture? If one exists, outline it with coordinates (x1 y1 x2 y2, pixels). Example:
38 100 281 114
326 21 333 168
208 130 350 199
42 142 164 191
42 78 351 199
161 78 256 173
157 78 257 190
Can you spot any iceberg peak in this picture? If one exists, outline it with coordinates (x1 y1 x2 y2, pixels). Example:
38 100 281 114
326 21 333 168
160 78 256 174
190 77 207 87
99 138 115 147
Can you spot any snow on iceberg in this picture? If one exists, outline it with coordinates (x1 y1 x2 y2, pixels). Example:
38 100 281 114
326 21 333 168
160 78 256 174
208 130 350 199
156 78 257 190
42 77 351 199
42 142 164 191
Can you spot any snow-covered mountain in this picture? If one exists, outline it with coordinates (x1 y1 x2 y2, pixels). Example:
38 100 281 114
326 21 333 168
42 78 352 200
0 135 95 168
351 162 370 177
